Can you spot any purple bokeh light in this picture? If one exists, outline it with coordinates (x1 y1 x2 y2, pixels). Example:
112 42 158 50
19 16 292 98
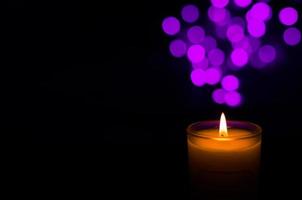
234 0 252 8
225 91 242 107
162 17 180 36
222 75 240 91
211 0 229 8
247 19 266 38
162 2 301 107
169 39 187 58
247 3 272 22
208 6 230 25
187 45 206 63
202 36 217 51
205 68 222 85
231 48 249 67
192 58 209 69
283 27 301 46
181 4 200 23
258 45 276 63
212 88 226 104
208 48 225 66
191 69 206 87
232 36 261 55
279 7 298 26
227 24 245 43
187 26 205 44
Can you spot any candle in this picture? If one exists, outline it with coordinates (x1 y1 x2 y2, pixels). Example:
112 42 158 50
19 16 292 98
187 113 262 200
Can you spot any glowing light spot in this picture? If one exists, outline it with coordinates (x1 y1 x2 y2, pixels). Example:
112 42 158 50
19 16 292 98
225 91 242 107
162 17 180 36
202 36 217 51
283 27 301 46
205 68 222 85
212 89 226 104
192 58 209 69
234 0 252 8
258 45 276 63
208 6 229 24
279 7 298 26
248 3 272 22
211 0 229 8
191 69 206 87
222 75 240 91
231 48 249 67
181 4 200 23
187 26 205 44
169 39 187 58
208 48 225 66
227 24 245 43
187 45 206 63
247 20 266 38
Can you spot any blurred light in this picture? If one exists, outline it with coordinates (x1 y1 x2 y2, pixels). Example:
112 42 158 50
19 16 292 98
279 7 298 26
222 75 239 91
231 48 249 67
192 58 209 69
187 26 205 44
191 69 206 87
169 39 187 58
208 48 225 66
202 36 217 51
234 0 252 8
258 45 276 63
205 68 222 85
225 91 242 107
187 45 206 63
227 24 245 43
247 19 266 38
283 27 301 46
162 17 180 35
211 0 229 8
212 88 226 104
208 6 229 24
248 3 272 22
181 4 200 23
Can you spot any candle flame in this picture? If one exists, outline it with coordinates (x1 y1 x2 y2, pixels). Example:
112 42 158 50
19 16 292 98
219 113 228 137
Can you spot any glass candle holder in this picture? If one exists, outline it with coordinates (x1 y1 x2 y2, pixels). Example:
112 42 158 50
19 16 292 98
187 120 262 200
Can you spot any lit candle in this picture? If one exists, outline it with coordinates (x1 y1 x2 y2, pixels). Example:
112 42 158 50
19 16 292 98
187 113 262 200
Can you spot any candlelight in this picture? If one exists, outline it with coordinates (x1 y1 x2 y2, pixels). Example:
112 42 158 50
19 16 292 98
219 113 228 137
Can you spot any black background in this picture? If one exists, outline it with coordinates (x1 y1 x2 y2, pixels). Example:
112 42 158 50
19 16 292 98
12 0 302 199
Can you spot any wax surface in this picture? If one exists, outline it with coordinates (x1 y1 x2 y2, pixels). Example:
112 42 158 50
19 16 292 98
188 128 260 151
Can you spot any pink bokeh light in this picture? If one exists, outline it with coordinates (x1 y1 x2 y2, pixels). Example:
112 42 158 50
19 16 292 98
181 4 200 23
212 88 227 104
279 7 298 26
205 68 222 85
208 48 225 66
187 45 206 63
187 26 205 44
191 69 206 87
162 17 180 36
231 48 249 67
225 91 242 107
283 27 301 46
222 75 240 91
169 39 187 58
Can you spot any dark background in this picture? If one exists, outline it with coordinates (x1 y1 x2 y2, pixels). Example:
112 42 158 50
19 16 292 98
11 0 302 199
